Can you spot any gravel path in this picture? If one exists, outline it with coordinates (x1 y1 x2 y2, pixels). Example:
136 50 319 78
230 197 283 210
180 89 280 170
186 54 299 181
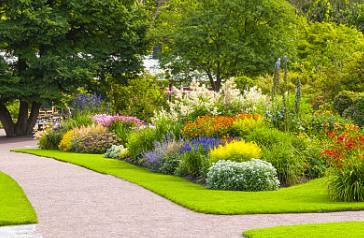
0 138 363 238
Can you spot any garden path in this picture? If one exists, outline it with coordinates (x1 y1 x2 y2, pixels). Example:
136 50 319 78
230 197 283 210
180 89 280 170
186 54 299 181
0 138 363 238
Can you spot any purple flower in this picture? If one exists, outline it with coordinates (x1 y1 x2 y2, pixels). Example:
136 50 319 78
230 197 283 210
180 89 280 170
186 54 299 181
72 93 102 112
180 137 221 154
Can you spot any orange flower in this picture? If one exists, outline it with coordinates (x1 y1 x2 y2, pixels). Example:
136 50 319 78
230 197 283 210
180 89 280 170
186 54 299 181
182 114 262 138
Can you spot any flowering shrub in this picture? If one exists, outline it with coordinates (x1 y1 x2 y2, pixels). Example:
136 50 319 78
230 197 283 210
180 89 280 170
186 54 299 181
142 139 183 173
180 137 221 154
209 140 262 163
323 131 364 201
323 131 364 168
104 145 129 159
59 125 119 153
206 159 280 191
153 79 268 121
59 129 77 151
92 114 145 127
71 93 102 113
182 114 262 138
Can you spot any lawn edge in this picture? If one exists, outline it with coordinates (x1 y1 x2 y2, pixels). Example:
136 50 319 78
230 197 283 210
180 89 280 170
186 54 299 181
14 149 364 216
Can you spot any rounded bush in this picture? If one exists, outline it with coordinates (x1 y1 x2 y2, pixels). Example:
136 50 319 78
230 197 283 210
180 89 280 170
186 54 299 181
333 94 353 116
207 159 280 191
59 125 119 153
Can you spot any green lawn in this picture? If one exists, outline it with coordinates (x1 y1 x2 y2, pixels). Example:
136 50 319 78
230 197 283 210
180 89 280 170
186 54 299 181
16 149 364 215
0 171 37 226
243 222 364 238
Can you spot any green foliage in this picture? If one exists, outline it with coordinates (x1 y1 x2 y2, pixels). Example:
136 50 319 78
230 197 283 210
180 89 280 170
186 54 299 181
61 114 92 132
328 159 364 202
296 20 364 98
333 94 353 116
38 129 65 150
110 121 132 144
175 147 210 180
0 0 148 136
207 159 280 191
231 118 266 137
244 127 296 148
344 97 364 126
303 144 327 179
157 0 297 90
127 128 162 160
111 75 167 121
160 154 181 175
104 145 129 159
262 144 305 186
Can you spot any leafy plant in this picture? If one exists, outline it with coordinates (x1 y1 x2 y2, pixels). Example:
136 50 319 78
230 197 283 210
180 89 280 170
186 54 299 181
127 128 163 161
207 159 280 191
61 114 92 132
142 139 183 173
38 129 65 150
262 144 305 186
104 145 129 159
323 131 364 201
333 94 353 116
175 147 210 180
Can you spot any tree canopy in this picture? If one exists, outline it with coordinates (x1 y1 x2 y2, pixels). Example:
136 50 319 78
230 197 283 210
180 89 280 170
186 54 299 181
0 0 149 136
156 0 297 91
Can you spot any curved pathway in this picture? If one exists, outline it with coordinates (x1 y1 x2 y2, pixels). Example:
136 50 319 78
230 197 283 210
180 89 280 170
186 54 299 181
0 138 363 238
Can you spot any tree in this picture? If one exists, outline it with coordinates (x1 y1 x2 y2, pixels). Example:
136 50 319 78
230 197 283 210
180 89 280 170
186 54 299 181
295 20 364 98
0 0 149 137
156 0 297 91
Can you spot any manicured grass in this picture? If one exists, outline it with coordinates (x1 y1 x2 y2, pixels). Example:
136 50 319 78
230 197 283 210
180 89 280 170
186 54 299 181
0 171 37 226
243 222 364 238
16 149 364 215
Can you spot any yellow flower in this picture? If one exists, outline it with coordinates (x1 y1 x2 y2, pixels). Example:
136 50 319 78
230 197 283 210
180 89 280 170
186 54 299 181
209 140 262 163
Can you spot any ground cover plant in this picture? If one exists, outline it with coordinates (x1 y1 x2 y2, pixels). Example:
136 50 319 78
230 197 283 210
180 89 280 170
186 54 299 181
16 149 364 215
0 171 37 226
243 222 364 238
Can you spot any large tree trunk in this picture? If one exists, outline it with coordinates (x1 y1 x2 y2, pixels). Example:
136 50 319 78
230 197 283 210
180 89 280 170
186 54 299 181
0 103 16 137
0 101 41 137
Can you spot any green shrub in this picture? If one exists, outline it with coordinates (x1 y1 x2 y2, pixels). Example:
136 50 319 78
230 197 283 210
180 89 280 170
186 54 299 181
303 144 327 179
61 113 92 131
230 118 265 137
38 129 65 150
328 158 364 202
111 75 167 121
344 98 364 126
262 144 305 186
175 147 209 180
110 121 132 144
244 127 295 148
127 128 162 161
206 159 280 191
333 94 353 116
160 154 181 175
